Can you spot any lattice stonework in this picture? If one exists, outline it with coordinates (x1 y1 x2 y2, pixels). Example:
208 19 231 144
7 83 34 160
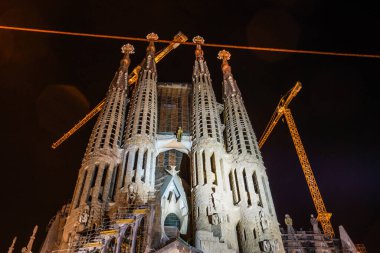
125 70 157 139
191 63 224 144
218 52 261 161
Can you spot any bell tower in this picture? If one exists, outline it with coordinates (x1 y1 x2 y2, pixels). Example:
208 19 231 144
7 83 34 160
218 49 284 253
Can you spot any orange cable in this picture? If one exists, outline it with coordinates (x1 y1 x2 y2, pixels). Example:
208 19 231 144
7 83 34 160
1 25 380 59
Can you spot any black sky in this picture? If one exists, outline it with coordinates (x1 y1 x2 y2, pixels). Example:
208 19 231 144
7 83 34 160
0 0 379 252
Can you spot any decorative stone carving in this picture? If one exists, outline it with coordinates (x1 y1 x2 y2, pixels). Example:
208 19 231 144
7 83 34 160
78 206 89 225
212 214 221 225
128 183 137 204
259 239 272 252
260 210 269 232
258 239 279 253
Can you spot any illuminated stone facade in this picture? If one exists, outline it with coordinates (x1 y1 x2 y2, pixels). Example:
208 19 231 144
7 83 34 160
40 35 285 253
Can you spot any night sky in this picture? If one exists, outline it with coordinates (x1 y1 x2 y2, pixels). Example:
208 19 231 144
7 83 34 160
0 0 379 252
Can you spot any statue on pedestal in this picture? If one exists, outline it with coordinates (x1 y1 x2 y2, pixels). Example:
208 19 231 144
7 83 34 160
310 214 321 234
285 214 295 234
176 126 183 142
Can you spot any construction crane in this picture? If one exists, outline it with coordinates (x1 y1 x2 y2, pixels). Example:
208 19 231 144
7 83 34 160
258 81 335 238
51 32 188 149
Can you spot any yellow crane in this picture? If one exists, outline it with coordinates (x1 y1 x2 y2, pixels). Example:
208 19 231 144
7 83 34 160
258 81 335 238
51 32 188 149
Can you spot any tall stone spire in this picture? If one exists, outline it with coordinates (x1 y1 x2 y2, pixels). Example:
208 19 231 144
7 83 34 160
191 37 235 253
218 50 285 253
60 44 135 249
191 36 224 146
84 43 134 158
123 33 159 199
218 49 261 160
7 236 16 253
22 226 38 253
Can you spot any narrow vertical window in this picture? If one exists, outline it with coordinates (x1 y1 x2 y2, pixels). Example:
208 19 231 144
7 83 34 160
141 150 147 182
121 153 129 188
202 151 207 184
210 153 217 185
90 165 99 188
234 169 241 203
243 169 251 206
193 153 198 187
132 150 139 182
236 224 243 252
98 164 109 201
109 165 119 201
87 165 99 203
252 171 263 207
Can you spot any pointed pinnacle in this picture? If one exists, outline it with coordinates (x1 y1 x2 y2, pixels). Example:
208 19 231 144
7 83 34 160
193 36 205 59
146 33 158 55
217 49 231 61
218 50 232 75
192 35 205 45
146 32 159 41
7 236 17 253
121 43 135 54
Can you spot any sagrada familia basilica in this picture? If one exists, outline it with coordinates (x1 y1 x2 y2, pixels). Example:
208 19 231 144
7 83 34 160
8 33 362 253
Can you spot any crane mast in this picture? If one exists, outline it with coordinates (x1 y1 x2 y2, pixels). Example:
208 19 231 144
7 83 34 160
51 32 188 149
259 82 335 238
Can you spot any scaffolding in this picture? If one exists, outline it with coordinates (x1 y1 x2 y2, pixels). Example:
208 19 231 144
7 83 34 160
56 193 156 253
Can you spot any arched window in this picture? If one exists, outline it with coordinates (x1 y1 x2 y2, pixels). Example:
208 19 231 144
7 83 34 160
164 213 181 238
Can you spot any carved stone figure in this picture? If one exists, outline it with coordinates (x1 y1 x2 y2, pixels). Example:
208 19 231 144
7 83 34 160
79 207 89 225
176 126 183 142
127 183 137 204
259 240 272 252
285 214 295 234
212 213 220 225
260 210 269 232
310 214 321 234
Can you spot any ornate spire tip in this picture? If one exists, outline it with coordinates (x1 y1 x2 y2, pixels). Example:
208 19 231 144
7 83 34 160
121 43 135 54
217 49 231 61
146 32 159 41
193 35 205 45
